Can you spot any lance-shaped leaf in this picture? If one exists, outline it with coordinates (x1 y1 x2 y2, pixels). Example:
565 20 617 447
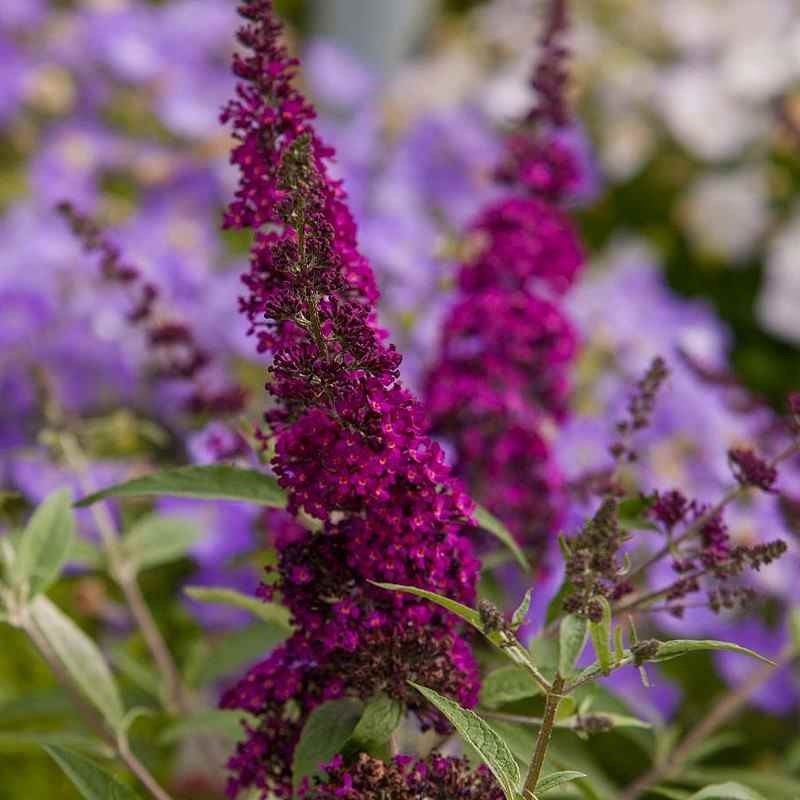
589 598 612 676
410 682 520 800
511 589 533 630
479 665 542 709
44 745 143 800
689 783 765 800
534 770 587 796
651 640 774 666
371 582 480 627
16 489 75 599
31 597 125 731
292 699 363 790
76 465 286 508
558 615 588 678
374 582 549 690
122 514 203 572
344 693 404 756
473 505 530 571
184 586 292 629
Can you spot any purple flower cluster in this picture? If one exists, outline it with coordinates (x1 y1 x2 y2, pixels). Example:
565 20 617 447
302 753 503 800
425 0 584 561
218 4 480 795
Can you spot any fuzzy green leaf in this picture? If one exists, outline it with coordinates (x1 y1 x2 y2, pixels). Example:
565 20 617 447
77 465 286 508
345 693 404 755
185 586 292 629
122 514 203 571
535 770 587 795
371 582 480 628
31 597 125 730
558 615 588 677
479 665 542 709
589 598 612 676
44 745 142 800
652 639 774 666
689 783 765 800
511 589 534 630
292 699 363 790
410 682 520 800
159 709 253 745
16 489 75 598
473 506 530 571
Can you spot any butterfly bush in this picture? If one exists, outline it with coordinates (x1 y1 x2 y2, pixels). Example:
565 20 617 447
560 250 800 710
425 0 584 558
217 4 483 795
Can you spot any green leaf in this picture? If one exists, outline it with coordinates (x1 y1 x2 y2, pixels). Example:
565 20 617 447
371 582 480 628
479 665 542 709
76 465 286 508
0 731 112 758
16 489 75 598
558 615 588 677
184 586 292 629
511 589 533 630
617 495 658 531
44 745 142 800
589 598 612 676
159 709 253 745
410 682 520 800
122 514 203 571
649 788 691 800
559 712 651 731
545 578 572 625
292 699 363 791
30 596 126 730
652 639 774 666
69 538 104 570
535 770 587 796
790 607 800 652
345 693 404 755
109 648 161 699
185 621 290 686
689 783 765 800
473 505 530 571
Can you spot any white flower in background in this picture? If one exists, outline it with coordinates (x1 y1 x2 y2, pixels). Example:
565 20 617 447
758 214 800 343
682 168 769 261
658 65 765 159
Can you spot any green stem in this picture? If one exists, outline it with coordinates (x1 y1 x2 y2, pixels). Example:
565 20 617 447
522 674 565 798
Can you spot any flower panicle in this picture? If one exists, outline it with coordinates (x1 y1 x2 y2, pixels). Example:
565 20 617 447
425 0 584 561
220 4 482 796
56 201 246 415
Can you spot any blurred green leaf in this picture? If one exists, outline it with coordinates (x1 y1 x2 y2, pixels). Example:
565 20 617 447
44 745 142 800
76 465 286 508
473 506 530 571
158 709 253 745
689 783 765 800
184 586 291 629
185 621 290 687
16 489 75 599
30 597 125 731
0 731 112 758
122 514 203 572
